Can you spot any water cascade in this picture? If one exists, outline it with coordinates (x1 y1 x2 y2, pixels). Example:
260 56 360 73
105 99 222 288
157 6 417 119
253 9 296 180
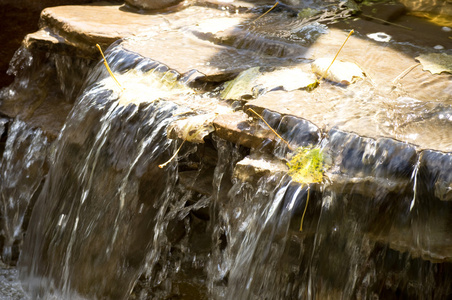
0 0 452 299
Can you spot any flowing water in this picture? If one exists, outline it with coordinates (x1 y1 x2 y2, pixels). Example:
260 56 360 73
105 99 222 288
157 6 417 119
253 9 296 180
0 119 48 264
0 1 451 299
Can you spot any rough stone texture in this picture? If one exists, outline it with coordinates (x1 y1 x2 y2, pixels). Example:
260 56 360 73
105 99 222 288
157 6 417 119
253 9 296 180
122 31 289 82
179 169 214 196
0 46 86 140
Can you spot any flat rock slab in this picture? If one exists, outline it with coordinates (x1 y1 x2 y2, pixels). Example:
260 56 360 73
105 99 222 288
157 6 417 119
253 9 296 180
27 2 452 153
39 3 253 52
246 82 452 152
213 111 276 149
122 31 288 81
39 3 292 80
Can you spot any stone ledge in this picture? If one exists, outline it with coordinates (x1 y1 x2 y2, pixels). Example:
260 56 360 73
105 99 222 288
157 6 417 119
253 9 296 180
213 112 275 150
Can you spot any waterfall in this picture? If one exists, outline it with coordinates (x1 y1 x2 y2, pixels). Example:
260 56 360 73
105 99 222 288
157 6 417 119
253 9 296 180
0 41 449 299
18 45 187 299
0 119 48 265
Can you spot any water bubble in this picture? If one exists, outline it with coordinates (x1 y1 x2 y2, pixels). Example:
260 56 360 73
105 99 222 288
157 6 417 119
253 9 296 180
367 32 391 43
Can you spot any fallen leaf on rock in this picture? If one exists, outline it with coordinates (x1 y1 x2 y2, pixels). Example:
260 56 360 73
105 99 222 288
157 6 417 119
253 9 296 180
221 67 261 100
168 113 216 143
221 67 318 100
311 57 365 85
415 53 452 75
287 147 325 185
257 68 318 92
286 146 326 231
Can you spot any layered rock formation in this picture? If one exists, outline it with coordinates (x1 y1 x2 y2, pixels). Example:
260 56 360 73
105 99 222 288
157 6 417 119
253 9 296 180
1 0 452 298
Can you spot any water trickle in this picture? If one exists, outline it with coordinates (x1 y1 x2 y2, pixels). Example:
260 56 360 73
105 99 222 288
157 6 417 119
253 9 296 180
0 119 48 265
0 1 451 298
18 45 192 299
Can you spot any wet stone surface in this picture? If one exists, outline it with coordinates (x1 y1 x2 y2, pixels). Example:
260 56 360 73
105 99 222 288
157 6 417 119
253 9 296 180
2 0 452 298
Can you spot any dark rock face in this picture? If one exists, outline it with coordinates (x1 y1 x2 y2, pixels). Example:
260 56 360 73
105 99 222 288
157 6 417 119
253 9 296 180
0 0 122 88
0 5 39 88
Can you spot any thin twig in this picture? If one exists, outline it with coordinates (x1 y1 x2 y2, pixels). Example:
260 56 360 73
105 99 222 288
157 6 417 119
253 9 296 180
354 61 376 87
300 186 310 231
319 29 354 82
361 14 412 30
159 139 186 168
252 1 279 23
96 44 124 91
392 63 421 85
247 108 292 150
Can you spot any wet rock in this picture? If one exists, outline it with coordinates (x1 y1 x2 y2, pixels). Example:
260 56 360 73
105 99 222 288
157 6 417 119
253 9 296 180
122 31 289 82
167 113 216 143
399 0 452 17
124 0 183 10
328 128 418 180
247 81 452 153
311 58 365 85
2 0 119 10
233 152 288 184
0 5 39 87
179 169 214 196
326 173 411 198
187 17 310 58
419 150 452 201
0 47 85 140
277 115 320 148
260 108 281 129
360 2 407 22
220 66 317 100
213 112 276 150
34 3 291 81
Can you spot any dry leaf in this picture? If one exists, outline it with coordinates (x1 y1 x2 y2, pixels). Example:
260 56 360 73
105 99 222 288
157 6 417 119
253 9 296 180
168 113 216 143
221 67 318 100
311 57 365 85
257 68 318 92
416 53 452 75
221 67 261 100
287 147 325 185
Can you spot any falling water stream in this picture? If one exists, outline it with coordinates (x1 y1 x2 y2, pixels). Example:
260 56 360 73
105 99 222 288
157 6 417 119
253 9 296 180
0 1 452 299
